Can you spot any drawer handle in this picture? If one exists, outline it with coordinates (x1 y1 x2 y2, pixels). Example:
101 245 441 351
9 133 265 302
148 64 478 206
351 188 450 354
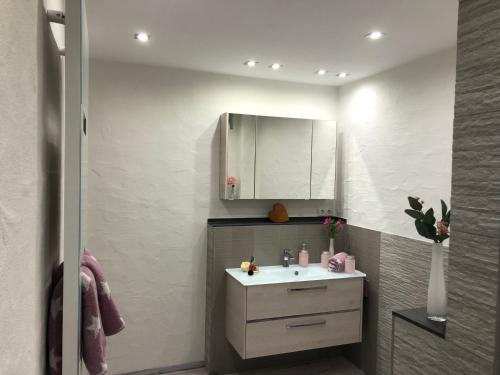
286 319 327 329
287 285 328 292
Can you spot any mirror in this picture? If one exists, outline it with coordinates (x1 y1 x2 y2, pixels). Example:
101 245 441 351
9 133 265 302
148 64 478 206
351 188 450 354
220 113 336 200
255 116 312 199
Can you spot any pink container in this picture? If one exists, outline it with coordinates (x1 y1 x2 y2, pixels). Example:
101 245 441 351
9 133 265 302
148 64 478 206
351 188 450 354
345 255 356 273
298 250 309 267
321 251 330 268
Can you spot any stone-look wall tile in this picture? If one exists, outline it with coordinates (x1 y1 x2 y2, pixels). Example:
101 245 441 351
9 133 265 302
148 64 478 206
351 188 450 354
450 208 500 239
448 1 500 373
447 231 499 366
345 226 381 375
455 1 500 117
376 233 448 375
392 318 450 375
451 113 500 215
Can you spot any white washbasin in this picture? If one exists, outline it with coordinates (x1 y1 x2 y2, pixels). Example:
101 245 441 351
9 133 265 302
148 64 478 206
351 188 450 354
226 263 365 287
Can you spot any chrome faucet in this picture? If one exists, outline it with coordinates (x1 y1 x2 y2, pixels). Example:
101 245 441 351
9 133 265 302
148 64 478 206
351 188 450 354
282 249 295 267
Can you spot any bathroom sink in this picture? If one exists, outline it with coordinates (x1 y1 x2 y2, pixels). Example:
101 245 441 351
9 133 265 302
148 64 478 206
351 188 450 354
226 263 365 287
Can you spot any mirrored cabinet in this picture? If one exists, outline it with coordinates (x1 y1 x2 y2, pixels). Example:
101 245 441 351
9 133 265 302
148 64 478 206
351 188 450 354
219 113 336 200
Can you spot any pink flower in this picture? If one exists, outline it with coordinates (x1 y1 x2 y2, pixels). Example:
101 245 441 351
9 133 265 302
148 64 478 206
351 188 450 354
226 176 238 185
437 220 449 236
323 217 330 226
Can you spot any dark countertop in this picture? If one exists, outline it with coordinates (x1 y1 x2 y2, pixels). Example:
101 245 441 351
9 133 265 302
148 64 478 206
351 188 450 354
207 216 345 227
393 307 446 338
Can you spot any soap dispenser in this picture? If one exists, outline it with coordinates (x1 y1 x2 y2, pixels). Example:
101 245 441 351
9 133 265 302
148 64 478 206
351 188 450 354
298 243 309 267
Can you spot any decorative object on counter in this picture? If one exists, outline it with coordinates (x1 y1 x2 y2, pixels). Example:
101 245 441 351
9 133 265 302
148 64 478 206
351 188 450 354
241 256 259 275
321 251 330 268
298 243 309 267
240 261 250 272
405 196 451 322
268 202 289 223
345 255 356 273
226 176 238 200
247 256 258 276
323 216 346 255
328 251 348 273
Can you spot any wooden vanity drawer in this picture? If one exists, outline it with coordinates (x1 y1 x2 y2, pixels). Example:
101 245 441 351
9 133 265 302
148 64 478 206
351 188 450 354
246 278 363 320
245 310 361 358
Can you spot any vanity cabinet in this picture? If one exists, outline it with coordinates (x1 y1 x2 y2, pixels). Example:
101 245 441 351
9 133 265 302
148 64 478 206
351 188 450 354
225 267 364 359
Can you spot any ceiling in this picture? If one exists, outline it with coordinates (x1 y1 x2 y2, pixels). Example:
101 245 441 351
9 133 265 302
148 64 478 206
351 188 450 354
86 0 458 86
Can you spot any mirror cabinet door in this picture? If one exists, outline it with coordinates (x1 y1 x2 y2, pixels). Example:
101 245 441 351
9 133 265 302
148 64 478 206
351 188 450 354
255 116 312 199
220 113 256 199
311 120 337 199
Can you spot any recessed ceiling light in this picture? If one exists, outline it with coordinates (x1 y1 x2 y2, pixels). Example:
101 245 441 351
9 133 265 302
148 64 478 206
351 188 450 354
244 60 258 67
337 72 349 78
316 69 327 76
365 31 384 40
134 32 150 43
270 63 282 70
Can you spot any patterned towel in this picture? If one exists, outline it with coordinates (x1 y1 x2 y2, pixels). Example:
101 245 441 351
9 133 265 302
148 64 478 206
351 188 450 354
47 250 124 375
328 252 348 272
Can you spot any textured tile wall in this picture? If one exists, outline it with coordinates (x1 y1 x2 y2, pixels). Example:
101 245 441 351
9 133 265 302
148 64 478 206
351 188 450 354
205 223 346 375
392 318 450 375
376 234 448 375
390 1 500 374
447 0 500 373
345 226 381 375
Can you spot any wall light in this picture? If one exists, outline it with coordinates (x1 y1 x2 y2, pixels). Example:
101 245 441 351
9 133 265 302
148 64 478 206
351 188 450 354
134 32 150 43
270 63 282 70
337 72 349 78
316 69 327 75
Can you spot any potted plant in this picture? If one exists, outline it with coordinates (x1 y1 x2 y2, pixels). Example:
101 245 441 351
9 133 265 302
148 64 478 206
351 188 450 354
323 217 346 255
405 196 451 322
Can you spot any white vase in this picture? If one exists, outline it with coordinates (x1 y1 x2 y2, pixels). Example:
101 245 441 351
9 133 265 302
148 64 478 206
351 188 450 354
427 242 447 322
329 238 335 256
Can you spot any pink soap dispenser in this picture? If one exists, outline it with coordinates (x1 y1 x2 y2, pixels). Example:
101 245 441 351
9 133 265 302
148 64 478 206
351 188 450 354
298 243 309 267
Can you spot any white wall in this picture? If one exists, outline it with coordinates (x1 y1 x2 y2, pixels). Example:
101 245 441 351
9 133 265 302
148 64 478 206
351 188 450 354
0 0 62 374
338 48 456 241
88 60 337 374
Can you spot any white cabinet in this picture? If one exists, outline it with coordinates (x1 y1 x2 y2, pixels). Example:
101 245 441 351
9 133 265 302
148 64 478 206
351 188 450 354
225 268 364 359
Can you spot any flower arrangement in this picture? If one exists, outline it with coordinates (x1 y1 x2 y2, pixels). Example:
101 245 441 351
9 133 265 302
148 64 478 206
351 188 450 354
323 217 346 239
227 176 238 186
404 197 451 243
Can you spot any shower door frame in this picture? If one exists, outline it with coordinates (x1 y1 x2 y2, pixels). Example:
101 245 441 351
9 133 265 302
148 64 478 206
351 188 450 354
62 0 88 374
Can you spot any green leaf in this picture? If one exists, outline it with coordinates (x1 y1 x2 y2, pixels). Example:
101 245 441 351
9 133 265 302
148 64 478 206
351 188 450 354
405 209 424 220
441 200 448 220
446 211 451 224
408 197 422 211
435 234 449 243
423 208 436 225
415 221 437 240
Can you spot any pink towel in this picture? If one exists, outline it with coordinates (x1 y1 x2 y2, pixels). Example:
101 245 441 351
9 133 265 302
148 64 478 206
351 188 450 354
328 252 348 272
47 250 125 375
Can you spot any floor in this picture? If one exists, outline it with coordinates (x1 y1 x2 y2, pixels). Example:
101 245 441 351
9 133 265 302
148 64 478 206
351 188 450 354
169 357 364 375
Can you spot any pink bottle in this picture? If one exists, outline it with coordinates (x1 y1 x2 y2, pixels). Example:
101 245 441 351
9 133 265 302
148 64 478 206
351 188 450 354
345 255 356 273
298 243 309 267
321 251 330 268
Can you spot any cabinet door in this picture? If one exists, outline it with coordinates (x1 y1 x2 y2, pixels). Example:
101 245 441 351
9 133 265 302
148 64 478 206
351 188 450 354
255 116 312 199
220 113 256 199
311 120 336 199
